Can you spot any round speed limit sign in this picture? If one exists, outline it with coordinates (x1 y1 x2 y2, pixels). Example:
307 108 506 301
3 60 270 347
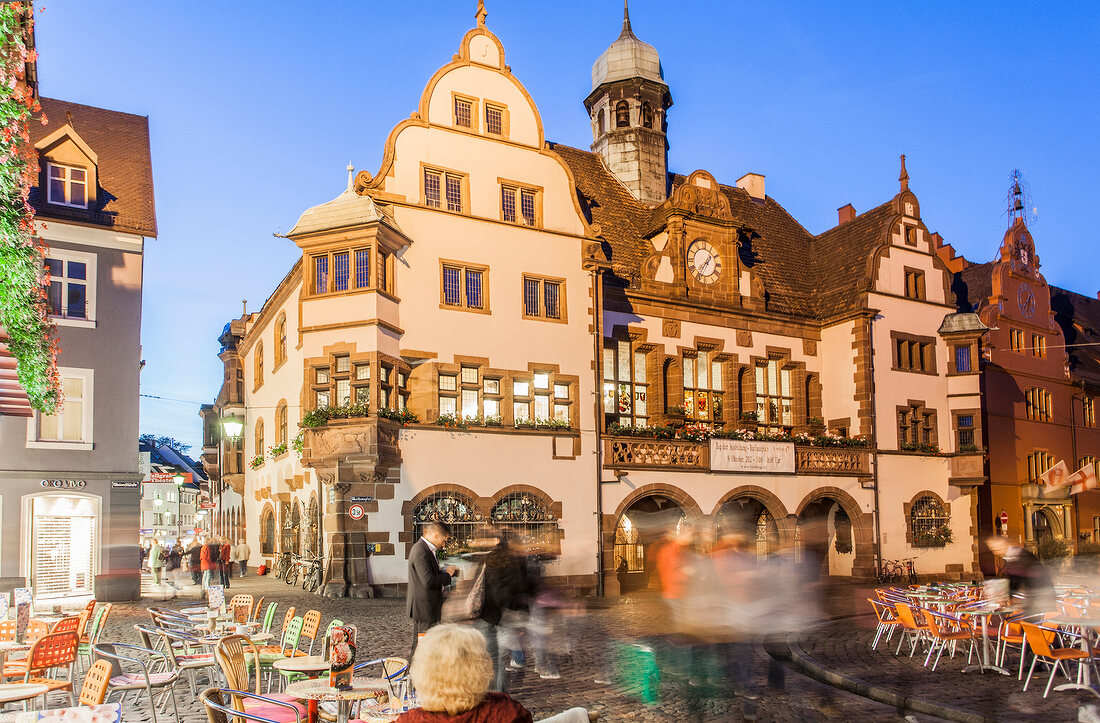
349 503 365 520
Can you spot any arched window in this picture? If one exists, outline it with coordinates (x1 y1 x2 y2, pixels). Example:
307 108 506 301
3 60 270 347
276 402 288 446
254 418 264 457
275 313 287 366
641 102 653 129
596 107 605 135
491 492 559 552
615 100 630 128
909 495 950 547
413 491 483 556
260 505 275 555
254 341 263 390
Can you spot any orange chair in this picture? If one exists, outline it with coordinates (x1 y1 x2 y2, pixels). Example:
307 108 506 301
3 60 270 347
23 619 48 644
0 620 16 643
50 616 81 634
1021 622 1092 698
299 610 322 655
215 634 307 720
10 631 79 706
868 599 901 651
920 608 975 671
893 603 931 658
78 659 111 706
252 596 266 623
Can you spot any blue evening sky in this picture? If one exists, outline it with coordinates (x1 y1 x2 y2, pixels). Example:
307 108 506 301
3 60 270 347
33 1 1100 453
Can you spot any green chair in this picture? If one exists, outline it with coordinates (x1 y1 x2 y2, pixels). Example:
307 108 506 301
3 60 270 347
77 603 111 676
260 602 279 634
251 615 303 692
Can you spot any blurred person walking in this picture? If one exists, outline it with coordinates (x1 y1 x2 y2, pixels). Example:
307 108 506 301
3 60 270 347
149 539 165 586
478 530 529 692
986 536 1055 614
236 539 250 576
220 537 233 587
201 536 218 590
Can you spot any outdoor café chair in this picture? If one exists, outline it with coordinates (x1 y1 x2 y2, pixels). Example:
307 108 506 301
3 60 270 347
93 642 181 723
5 630 79 706
318 656 407 721
76 603 112 677
259 602 279 634
229 594 255 613
157 627 218 697
299 611 322 656
920 608 975 671
1020 622 1094 698
201 686 303 723
214 635 307 720
79 659 112 706
868 599 901 651
252 597 266 624
995 612 1048 680
50 616 81 635
22 619 48 644
893 603 932 658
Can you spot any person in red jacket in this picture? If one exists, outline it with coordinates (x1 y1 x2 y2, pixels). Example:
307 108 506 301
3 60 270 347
200 537 218 590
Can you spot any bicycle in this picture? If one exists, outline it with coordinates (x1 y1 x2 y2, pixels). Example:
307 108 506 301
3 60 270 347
284 553 301 586
877 557 918 584
301 557 323 593
273 551 293 581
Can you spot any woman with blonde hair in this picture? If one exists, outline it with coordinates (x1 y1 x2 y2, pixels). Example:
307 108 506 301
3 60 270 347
398 624 594 723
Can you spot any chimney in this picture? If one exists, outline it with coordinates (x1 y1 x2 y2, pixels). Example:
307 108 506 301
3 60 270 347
736 173 765 201
837 203 856 225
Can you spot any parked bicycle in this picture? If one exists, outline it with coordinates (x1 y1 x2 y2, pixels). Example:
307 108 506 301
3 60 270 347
877 557 918 584
273 551 294 581
300 556 323 593
284 553 302 586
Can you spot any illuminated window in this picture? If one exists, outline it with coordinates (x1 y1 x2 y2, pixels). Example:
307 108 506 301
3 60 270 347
755 359 792 432
685 351 724 424
604 341 648 427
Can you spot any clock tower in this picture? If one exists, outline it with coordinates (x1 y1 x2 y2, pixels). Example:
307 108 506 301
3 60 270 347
584 2 672 205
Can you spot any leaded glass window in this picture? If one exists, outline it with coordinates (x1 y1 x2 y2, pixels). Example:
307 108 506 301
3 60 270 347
604 340 648 427
684 350 723 424
491 493 559 551
413 492 484 555
755 359 793 432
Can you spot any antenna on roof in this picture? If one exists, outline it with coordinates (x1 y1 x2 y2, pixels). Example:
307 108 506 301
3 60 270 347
898 154 909 192
475 0 487 27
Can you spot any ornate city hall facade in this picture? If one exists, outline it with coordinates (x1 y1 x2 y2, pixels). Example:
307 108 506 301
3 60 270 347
205 6 994 596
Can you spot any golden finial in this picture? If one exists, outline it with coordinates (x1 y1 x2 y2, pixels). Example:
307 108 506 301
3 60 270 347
899 154 909 192
476 0 487 27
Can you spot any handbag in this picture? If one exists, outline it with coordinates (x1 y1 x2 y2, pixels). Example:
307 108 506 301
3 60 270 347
464 563 487 619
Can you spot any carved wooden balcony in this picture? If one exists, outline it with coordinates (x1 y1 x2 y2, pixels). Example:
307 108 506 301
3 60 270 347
605 437 709 470
603 436 871 476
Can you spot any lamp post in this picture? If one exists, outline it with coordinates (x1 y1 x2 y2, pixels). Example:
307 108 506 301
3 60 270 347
219 414 244 539
172 472 185 545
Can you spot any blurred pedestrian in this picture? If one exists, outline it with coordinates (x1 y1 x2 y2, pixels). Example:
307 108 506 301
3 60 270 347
478 530 529 692
149 539 164 586
220 538 233 587
188 539 202 585
986 536 1055 614
201 537 218 590
236 539 251 576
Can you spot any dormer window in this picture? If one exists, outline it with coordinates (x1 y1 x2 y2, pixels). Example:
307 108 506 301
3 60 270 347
47 162 87 208
615 101 630 128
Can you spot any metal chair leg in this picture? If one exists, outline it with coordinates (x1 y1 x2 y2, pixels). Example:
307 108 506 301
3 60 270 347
1043 660 1063 699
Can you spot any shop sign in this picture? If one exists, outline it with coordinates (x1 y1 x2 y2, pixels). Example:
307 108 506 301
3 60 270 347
350 496 374 503
112 481 139 489
139 528 153 534
710 439 795 474
40 479 86 489
199 502 216 510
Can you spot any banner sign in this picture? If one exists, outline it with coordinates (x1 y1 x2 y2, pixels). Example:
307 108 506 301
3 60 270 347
710 439 795 473
199 502 216 510
147 472 191 484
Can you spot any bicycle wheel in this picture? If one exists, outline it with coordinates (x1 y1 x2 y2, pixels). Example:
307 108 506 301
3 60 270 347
304 566 320 593
286 563 298 586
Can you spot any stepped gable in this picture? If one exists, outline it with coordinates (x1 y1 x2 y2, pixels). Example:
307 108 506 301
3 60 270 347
1052 286 1100 390
809 200 895 320
30 97 157 237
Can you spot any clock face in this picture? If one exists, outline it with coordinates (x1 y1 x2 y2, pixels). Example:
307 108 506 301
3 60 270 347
1017 283 1036 318
687 240 721 284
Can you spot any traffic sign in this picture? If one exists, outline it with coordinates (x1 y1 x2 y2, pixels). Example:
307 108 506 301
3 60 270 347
999 510 1009 526
349 504 365 520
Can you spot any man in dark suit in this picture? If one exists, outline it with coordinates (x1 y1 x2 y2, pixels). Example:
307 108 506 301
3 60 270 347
407 522 459 655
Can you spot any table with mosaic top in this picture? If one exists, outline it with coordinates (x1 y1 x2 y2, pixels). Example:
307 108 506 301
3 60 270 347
284 677 390 723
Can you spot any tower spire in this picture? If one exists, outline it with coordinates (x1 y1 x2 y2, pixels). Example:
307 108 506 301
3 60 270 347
346 163 355 192
623 0 631 32
475 0 487 27
899 154 909 192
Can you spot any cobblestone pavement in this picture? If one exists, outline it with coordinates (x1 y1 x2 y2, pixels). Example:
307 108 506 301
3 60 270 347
794 582 1098 722
69 573 926 722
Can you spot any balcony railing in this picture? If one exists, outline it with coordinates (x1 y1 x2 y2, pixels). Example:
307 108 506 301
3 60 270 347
603 436 870 476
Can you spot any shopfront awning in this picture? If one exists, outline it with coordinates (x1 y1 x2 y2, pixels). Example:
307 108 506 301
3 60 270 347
0 327 34 417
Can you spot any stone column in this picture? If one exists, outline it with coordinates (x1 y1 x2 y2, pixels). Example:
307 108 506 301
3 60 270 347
320 474 349 598
1023 504 1034 543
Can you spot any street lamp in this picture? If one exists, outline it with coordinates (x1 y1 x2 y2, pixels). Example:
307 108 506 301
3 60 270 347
173 472 185 544
218 414 244 539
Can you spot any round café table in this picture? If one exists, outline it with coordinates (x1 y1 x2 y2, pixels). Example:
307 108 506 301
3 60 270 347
960 603 1010 675
273 656 331 723
284 677 389 723
0 682 48 707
